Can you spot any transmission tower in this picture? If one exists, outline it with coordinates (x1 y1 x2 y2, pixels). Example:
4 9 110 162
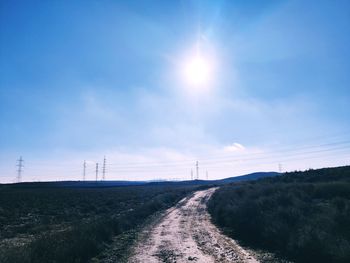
95 163 99 181
278 163 283 173
191 169 193 180
102 156 106 180
196 161 199 180
83 160 86 181
16 156 24 183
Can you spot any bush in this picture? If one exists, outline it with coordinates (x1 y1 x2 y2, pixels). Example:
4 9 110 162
208 166 350 263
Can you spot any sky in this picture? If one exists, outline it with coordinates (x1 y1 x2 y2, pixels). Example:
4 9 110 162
1 0 350 182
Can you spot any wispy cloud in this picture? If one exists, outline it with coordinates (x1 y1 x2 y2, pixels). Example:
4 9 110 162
224 143 245 152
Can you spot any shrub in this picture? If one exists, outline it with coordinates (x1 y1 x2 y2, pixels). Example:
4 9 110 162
208 166 350 263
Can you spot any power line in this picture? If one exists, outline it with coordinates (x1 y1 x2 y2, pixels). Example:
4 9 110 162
105 148 350 176
105 144 350 171
98 149 349 176
106 140 350 168
199 145 350 168
4 136 350 182
192 141 350 164
8 149 347 182
106 160 348 180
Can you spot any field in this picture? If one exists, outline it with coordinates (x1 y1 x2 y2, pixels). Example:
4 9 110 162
2 166 349 263
0 182 200 263
208 166 350 263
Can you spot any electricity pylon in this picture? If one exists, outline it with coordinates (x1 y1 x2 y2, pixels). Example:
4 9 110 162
102 156 106 180
83 160 86 181
16 156 24 183
95 163 99 181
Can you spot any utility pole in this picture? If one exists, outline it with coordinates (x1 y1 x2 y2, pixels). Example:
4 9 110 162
196 161 199 180
102 156 106 181
16 156 24 183
206 170 208 180
83 160 86 181
95 163 99 182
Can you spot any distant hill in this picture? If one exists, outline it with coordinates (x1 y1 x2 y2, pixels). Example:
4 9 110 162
1 172 280 188
0 180 149 188
217 172 280 183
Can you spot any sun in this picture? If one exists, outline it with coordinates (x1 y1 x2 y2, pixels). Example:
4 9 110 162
183 54 212 87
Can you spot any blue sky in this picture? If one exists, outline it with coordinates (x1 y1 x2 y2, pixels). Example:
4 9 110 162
1 0 350 182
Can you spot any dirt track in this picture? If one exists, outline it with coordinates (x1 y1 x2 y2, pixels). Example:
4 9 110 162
129 188 259 263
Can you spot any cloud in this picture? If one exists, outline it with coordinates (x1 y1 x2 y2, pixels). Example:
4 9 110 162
224 142 245 152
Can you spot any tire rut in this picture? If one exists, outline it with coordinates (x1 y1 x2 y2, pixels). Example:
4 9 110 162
129 188 259 263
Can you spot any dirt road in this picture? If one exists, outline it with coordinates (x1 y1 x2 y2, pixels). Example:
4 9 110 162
129 188 259 263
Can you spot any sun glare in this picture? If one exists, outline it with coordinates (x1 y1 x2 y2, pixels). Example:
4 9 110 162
183 54 212 87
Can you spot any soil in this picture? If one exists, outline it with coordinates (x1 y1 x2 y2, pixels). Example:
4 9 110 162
129 188 259 263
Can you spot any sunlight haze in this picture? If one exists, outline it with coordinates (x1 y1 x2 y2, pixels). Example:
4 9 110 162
0 0 349 182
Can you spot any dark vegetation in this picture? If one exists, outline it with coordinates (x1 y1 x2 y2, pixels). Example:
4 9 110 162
217 171 280 183
0 182 200 262
208 166 350 263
